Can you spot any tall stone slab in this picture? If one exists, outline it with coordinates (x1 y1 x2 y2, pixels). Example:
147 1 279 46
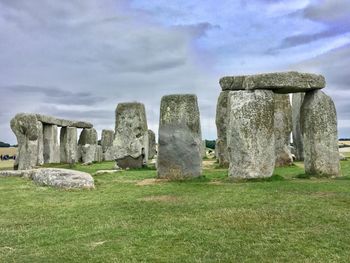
43 124 60 163
148 129 156 160
274 94 293 167
37 121 44 166
10 113 40 170
101 129 114 152
227 90 275 179
157 94 202 179
60 127 78 164
301 90 340 177
292 93 305 161
215 91 230 167
113 102 149 169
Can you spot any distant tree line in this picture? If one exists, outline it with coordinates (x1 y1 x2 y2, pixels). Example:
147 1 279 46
339 138 350 141
0 141 17 147
205 140 216 150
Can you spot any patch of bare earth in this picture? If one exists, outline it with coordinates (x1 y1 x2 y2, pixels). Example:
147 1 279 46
202 159 216 169
208 180 224 185
139 195 180 202
136 178 169 186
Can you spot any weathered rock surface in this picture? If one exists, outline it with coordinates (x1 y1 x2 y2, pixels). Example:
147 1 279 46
103 146 118 161
10 113 40 170
43 124 60 163
36 121 44 165
78 128 97 145
36 114 93 128
0 169 35 178
101 129 114 152
301 90 340 177
215 91 230 167
220 72 325 94
274 94 293 167
94 145 103 162
227 90 275 179
113 102 149 168
157 94 202 179
202 140 206 158
148 129 156 159
60 127 78 163
31 168 94 189
81 144 96 164
292 93 305 161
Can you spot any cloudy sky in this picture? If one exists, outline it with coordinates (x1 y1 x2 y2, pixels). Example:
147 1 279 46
0 0 349 144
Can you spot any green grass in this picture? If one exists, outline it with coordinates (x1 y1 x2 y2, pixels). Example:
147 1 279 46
1 161 350 262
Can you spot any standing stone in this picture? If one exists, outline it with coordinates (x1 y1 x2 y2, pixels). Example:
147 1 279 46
157 94 202 179
81 144 96 164
60 127 78 164
103 146 118 161
43 124 60 163
10 113 40 170
274 94 293 167
78 128 97 145
101 129 114 152
215 91 230 167
227 90 275 179
202 140 206 158
292 93 305 161
301 90 340 177
37 121 44 166
94 145 103 162
148 130 156 160
113 102 149 169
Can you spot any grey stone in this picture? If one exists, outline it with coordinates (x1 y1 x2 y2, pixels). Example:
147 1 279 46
36 121 44 166
101 129 114 152
157 94 202 179
220 71 325 94
31 168 94 189
81 144 96 164
274 94 293 167
227 90 275 179
103 146 118 161
148 129 156 159
113 102 149 168
10 113 40 170
94 145 103 162
35 114 93 128
215 91 230 167
301 90 340 177
60 127 78 164
292 93 305 161
78 128 98 145
0 169 35 178
339 153 347 161
202 140 206 158
43 124 60 163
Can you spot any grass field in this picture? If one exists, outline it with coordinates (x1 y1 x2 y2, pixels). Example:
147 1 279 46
1 160 350 262
0 147 17 156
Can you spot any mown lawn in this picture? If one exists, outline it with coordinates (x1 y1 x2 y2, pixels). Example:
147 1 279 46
1 160 350 262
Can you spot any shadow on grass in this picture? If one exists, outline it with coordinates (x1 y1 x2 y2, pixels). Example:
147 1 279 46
229 174 285 183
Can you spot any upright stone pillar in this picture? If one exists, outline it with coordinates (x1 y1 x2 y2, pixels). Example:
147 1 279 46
227 90 275 179
10 113 39 170
60 127 78 164
301 90 340 177
78 128 98 164
157 94 202 179
113 102 149 169
274 94 293 167
215 91 230 167
292 93 305 161
37 121 44 166
101 129 116 161
148 129 156 160
43 124 60 163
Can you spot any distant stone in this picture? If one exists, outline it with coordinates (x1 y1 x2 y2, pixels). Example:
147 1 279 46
36 121 44 166
274 94 293 167
10 113 40 170
31 168 94 189
0 169 35 178
101 129 114 152
94 145 103 162
78 128 98 145
35 114 93 128
157 94 202 179
113 102 149 169
43 124 60 164
227 90 275 179
81 144 96 164
60 127 78 164
220 72 325 94
103 146 118 161
148 129 156 160
292 93 305 161
215 91 230 167
339 153 347 161
301 90 340 177
202 140 206 158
